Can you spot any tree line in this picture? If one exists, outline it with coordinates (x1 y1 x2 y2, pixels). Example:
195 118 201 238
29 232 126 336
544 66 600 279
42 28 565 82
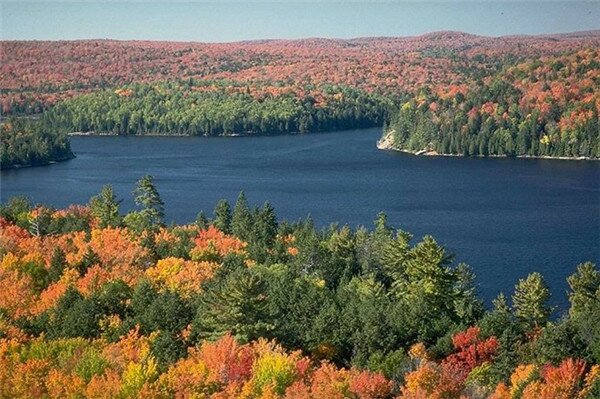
0 178 598 397
45 81 395 136
384 50 600 158
0 117 73 169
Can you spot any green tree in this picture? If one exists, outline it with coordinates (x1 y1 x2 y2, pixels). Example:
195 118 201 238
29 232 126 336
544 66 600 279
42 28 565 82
478 293 518 339
134 291 193 335
567 262 600 317
195 211 209 230
512 272 551 328
380 230 412 285
0 196 32 228
567 263 600 363
248 202 278 263
48 247 67 282
232 191 252 241
193 268 274 343
132 175 165 229
453 263 484 323
213 199 232 234
47 287 103 339
323 225 359 288
89 185 122 228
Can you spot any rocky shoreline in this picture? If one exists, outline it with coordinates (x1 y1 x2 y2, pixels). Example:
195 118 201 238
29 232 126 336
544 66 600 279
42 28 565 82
377 131 597 161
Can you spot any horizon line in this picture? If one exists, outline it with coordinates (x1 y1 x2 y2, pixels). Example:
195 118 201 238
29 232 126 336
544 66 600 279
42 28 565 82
3 28 600 44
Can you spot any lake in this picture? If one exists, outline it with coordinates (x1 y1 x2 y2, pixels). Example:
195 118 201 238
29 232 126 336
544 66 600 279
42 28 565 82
1 128 599 310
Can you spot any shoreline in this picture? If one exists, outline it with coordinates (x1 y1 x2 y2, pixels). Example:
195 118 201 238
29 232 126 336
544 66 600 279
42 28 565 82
1 153 76 171
68 131 292 138
377 134 598 162
67 128 370 138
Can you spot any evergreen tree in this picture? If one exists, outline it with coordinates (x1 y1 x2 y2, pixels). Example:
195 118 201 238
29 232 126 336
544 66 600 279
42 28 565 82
323 225 359 288
89 184 122 228
393 235 454 306
132 175 164 229
193 268 274 343
75 248 100 276
231 191 252 240
213 199 232 234
48 247 67 282
567 262 600 317
512 272 551 328
479 293 518 339
380 230 412 285
195 211 209 230
452 262 484 323
248 202 278 263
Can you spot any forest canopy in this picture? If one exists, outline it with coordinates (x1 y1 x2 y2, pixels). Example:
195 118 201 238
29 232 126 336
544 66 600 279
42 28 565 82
383 50 600 158
45 81 393 136
0 180 599 398
1 32 599 159
0 118 73 169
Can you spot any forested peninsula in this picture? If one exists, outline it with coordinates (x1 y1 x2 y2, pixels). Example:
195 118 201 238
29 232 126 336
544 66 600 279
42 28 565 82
0 118 74 170
0 179 599 398
1 31 599 166
381 50 600 159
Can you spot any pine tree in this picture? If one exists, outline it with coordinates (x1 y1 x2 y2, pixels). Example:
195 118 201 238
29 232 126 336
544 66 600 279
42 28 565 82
133 175 164 229
48 247 66 282
374 212 392 238
249 201 278 263
567 262 600 317
213 199 232 234
76 248 100 276
380 230 412 284
512 272 551 328
89 184 122 228
232 191 252 241
195 210 209 230
193 268 274 343
453 263 484 323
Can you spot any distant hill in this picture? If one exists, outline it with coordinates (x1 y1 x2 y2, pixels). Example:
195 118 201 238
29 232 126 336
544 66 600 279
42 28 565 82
2 31 599 114
1 31 598 158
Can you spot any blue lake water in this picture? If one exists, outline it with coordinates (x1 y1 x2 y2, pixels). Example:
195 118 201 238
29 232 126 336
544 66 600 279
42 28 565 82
1 128 599 310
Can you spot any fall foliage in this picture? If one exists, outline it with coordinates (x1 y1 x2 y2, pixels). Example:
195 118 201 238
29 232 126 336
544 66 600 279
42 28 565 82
0 185 598 398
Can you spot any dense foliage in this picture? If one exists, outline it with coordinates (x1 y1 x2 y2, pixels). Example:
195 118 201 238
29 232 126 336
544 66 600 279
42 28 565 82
1 32 599 157
3 32 599 114
0 118 73 169
46 82 392 136
383 50 600 158
1 179 598 398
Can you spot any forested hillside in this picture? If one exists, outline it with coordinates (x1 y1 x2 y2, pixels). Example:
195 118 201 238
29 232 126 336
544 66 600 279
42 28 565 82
383 49 600 158
45 82 392 136
0 178 599 398
1 31 599 157
4 32 599 115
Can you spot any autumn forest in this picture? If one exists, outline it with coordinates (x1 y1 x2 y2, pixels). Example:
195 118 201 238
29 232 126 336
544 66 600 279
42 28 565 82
1 31 600 168
0 178 599 398
1 26 599 399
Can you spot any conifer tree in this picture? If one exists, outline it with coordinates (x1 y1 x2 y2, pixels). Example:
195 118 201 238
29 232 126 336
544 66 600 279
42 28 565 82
48 247 66 282
512 272 551 328
89 184 122 228
195 210 209 230
194 268 274 343
133 175 165 229
232 191 252 240
213 199 232 234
